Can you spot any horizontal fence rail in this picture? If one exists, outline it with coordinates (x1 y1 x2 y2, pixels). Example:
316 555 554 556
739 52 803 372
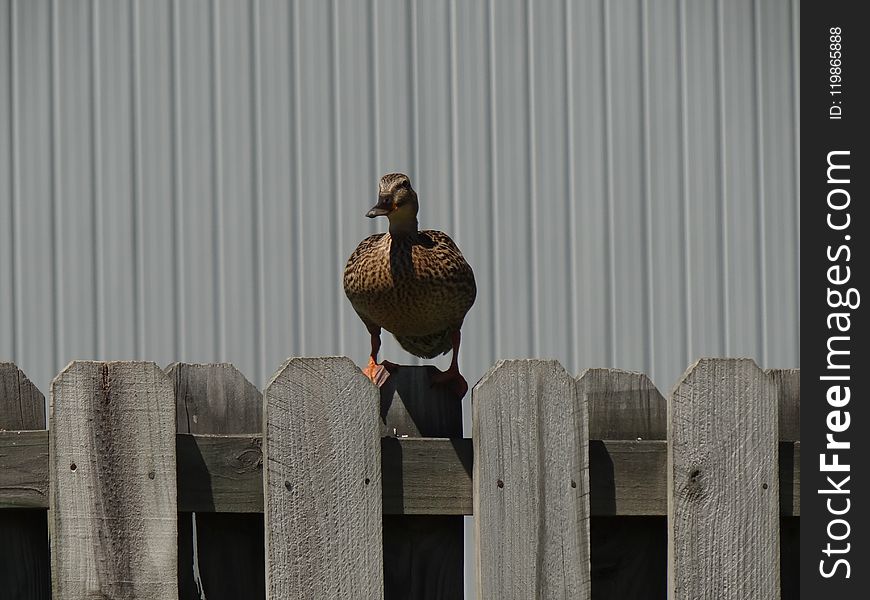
0 359 800 600
0 431 801 517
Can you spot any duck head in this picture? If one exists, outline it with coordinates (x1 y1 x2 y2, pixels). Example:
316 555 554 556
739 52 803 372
367 173 419 234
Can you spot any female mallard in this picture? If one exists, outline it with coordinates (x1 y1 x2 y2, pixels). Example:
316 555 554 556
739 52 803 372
343 173 476 398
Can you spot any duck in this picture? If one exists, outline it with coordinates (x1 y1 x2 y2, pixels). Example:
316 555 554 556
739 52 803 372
343 173 477 398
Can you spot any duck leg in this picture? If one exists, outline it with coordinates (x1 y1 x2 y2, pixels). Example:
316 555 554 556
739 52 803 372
362 327 399 387
429 330 468 399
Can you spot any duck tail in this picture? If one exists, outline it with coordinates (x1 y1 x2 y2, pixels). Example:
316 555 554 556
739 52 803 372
394 330 452 359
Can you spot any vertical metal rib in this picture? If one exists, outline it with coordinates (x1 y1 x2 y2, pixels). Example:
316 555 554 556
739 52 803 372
563 0 577 372
91 0 105 357
50 0 61 371
290 0 304 351
448 0 459 239
9 0 20 362
677 0 692 362
130 0 144 358
715 0 730 356
640 0 654 376
251 0 265 383
602 0 615 366
368 0 379 237
329 0 342 355
486 0 499 355
526 0 539 357
752 0 768 364
209 0 225 360
170 0 184 360
409 0 419 181
789 0 800 339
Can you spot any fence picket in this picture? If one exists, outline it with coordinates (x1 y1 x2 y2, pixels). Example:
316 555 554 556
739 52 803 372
169 362 265 600
668 358 779 599
380 366 464 599
0 363 49 600
50 361 177 599
579 367 666 440
0 362 45 430
769 368 800 443
474 359 591 598
263 357 383 599
578 368 666 599
768 368 800 600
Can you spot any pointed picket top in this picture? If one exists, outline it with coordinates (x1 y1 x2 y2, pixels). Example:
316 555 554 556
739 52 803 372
167 362 265 599
167 362 262 434
0 362 50 598
0 362 45 430
577 367 666 440
474 359 591 598
378 364 461 437
668 358 778 600
264 356 383 599
50 361 177 600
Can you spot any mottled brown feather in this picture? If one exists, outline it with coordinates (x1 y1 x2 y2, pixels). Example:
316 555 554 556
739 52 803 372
343 229 476 359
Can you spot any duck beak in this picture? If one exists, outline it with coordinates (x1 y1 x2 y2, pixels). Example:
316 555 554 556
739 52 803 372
366 197 392 218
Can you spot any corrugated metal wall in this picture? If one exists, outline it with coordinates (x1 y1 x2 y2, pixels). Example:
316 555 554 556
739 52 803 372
1 0 798 400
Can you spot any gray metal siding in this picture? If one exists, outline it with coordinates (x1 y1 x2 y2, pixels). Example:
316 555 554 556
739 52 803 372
1 0 799 400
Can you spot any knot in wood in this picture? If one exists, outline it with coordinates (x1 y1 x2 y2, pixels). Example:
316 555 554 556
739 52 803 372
233 445 263 473
684 467 705 500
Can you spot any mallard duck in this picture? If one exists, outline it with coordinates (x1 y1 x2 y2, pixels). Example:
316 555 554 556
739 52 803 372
343 173 477 398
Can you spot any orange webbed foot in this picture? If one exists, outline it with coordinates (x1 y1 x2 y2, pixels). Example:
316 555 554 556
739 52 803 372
362 357 399 387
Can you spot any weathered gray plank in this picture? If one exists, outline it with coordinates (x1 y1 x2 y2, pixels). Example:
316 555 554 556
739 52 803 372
579 368 668 599
768 369 799 524
170 362 263 435
50 361 177 599
0 363 49 600
168 362 265 600
380 366 464 599
0 434 801 517
379 365 463 437
264 357 382 599
0 430 49 508
381 437 472 515
1 434 660 516
176 433 264 513
768 368 799 442
668 358 779 600
474 360 591 598
781 442 800 517
578 367 666 440
0 362 44 430
588 439 667 516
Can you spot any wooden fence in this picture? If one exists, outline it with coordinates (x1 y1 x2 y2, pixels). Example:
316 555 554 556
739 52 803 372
0 358 799 599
